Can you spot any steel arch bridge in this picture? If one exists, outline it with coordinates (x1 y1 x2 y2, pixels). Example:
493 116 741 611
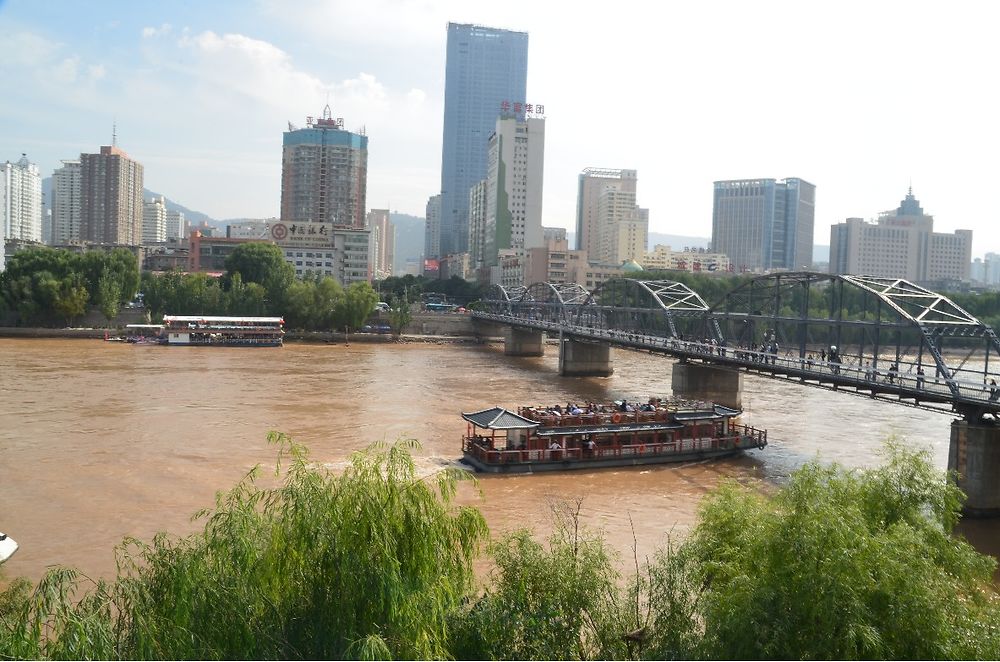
474 273 1000 421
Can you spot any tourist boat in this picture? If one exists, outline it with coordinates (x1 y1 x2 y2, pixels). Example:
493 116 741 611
158 316 284 346
460 397 767 473
0 531 17 564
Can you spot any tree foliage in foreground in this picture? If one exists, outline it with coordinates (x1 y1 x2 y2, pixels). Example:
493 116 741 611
0 436 487 660
670 441 1000 660
3 440 1000 660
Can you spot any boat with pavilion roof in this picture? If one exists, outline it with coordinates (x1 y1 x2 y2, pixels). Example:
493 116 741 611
460 397 766 473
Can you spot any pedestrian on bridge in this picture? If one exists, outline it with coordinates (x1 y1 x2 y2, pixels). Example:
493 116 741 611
916 367 925 389
990 379 999 402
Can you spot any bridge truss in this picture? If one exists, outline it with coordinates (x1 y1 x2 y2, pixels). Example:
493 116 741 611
476 273 1000 420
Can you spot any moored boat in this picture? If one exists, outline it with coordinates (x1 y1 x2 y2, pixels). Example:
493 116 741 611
0 531 17 564
121 316 285 346
460 397 766 473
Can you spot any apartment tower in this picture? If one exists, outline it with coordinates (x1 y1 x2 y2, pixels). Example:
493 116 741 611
51 160 82 244
80 145 144 245
575 168 637 259
1 154 43 245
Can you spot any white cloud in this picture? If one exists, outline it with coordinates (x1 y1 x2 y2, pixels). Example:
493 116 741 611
51 57 80 83
142 23 172 38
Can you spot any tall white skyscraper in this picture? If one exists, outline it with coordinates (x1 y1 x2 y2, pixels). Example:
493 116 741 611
166 209 185 239
1 154 43 246
483 116 545 276
51 160 82 244
142 195 167 244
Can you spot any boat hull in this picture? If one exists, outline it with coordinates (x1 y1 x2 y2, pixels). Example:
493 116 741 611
461 438 764 474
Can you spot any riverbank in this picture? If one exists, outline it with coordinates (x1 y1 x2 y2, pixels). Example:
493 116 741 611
0 326 501 344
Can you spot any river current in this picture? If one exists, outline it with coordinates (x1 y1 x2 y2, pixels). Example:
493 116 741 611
1 338 997 582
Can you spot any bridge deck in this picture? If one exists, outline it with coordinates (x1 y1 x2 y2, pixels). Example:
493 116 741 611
475 312 1000 418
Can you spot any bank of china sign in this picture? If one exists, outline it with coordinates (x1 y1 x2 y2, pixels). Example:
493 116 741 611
268 221 336 248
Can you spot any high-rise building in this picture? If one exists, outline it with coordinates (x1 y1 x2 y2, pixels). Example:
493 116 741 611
166 209 185 240
483 116 545 281
80 145 144 245
829 188 972 282
366 208 395 280
281 107 368 228
1 154 43 256
712 178 815 272
468 179 488 271
597 188 648 266
437 22 528 258
424 194 441 261
142 195 167 244
575 168 637 259
52 160 82 244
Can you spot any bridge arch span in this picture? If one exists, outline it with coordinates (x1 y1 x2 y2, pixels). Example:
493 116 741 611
574 278 712 339
512 282 591 325
711 271 999 407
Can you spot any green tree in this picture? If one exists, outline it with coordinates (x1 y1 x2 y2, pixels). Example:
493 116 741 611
451 502 629 661
223 243 294 314
669 441 1000 660
0 437 488 660
52 276 90 327
96 273 122 326
283 278 318 330
333 281 378 332
387 295 412 338
223 272 267 317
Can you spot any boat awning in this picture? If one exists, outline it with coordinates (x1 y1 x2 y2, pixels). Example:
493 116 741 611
713 405 742 417
462 407 540 430
535 421 684 437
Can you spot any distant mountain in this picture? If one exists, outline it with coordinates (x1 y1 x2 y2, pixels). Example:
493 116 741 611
41 176 217 228
147 191 215 225
390 212 425 273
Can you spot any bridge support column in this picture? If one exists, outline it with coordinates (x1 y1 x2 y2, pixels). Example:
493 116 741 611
472 319 506 339
949 420 1000 517
504 327 544 357
559 338 613 377
671 362 743 410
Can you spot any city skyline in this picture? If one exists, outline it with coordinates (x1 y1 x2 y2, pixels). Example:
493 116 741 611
2 1 999 255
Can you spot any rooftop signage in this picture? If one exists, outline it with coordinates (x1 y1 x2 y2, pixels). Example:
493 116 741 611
500 101 545 116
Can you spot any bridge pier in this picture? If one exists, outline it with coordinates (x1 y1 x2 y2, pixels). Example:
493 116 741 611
671 362 743 410
559 337 613 377
504 327 544 357
949 420 1000 516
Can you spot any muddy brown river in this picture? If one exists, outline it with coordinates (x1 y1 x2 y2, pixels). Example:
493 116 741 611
1 338 997 582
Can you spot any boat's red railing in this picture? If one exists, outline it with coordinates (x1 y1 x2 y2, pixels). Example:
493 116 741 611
462 424 767 466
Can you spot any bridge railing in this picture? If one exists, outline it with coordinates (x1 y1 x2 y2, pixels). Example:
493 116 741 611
475 311 1000 405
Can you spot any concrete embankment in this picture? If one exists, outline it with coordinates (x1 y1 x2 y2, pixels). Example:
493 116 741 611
0 313 499 344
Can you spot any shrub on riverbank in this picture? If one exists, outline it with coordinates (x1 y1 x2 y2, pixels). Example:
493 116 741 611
2 439 1000 660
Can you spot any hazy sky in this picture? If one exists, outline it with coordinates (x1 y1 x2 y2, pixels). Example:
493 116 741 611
2 0 999 255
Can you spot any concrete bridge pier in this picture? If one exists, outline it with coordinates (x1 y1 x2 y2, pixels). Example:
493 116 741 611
671 362 743 410
559 337 613 377
504 327 544 357
949 420 1000 516
472 319 506 340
